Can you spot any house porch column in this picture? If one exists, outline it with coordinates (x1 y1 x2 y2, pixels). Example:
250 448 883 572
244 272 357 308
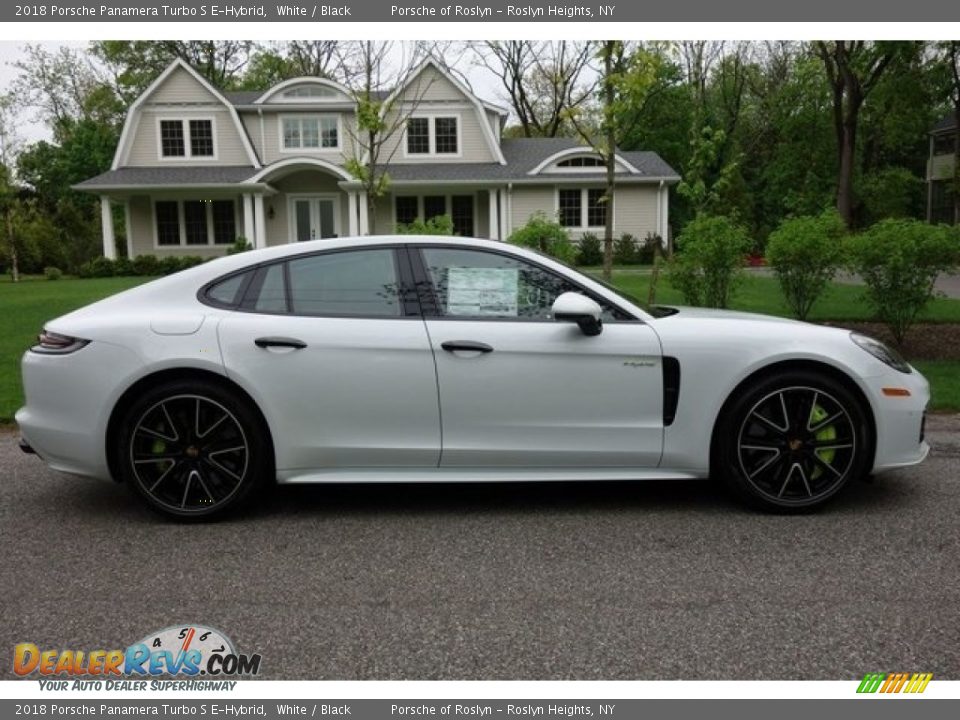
358 191 370 235
488 189 499 240
253 193 267 249
123 201 133 258
242 193 255 245
99 196 117 259
347 191 359 236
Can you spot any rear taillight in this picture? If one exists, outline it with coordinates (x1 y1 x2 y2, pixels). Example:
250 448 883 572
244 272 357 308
31 330 89 355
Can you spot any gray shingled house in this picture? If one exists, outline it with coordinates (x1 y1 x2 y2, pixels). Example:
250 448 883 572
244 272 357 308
76 58 679 258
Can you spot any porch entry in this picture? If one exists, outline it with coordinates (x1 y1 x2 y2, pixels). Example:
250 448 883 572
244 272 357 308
291 195 340 241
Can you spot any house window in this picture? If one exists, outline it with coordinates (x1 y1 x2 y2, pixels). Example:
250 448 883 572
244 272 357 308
424 196 447 221
558 189 581 227
407 118 430 154
160 121 185 157
406 116 459 156
434 117 458 154
159 119 215 159
184 201 208 245
282 116 339 150
155 199 237 246
189 120 214 156
395 196 419 226
559 188 608 228
930 180 956 225
155 201 180 245
451 196 474 237
933 133 957 156
212 200 237 244
557 156 605 167
394 194 475 235
283 85 338 99
587 189 607 228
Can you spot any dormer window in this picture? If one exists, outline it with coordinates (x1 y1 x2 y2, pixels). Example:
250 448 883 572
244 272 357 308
282 116 339 151
557 156 605 167
283 86 338 99
159 118 215 159
406 115 460 157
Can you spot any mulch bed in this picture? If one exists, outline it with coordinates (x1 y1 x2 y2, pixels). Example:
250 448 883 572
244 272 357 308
821 321 960 361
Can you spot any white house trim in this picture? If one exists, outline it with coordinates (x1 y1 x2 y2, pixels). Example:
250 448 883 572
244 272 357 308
111 58 260 170
528 147 642 176
255 76 352 104
246 157 354 183
383 59 507 166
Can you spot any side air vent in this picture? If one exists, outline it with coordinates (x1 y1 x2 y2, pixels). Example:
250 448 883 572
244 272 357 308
662 356 681 426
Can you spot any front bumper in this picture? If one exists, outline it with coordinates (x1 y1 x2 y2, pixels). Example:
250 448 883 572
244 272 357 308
868 364 931 473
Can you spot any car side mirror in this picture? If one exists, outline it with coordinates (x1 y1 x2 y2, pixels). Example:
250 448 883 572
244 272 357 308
551 292 603 336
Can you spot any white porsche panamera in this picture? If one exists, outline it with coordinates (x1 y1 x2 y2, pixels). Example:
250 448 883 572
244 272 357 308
17 236 929 519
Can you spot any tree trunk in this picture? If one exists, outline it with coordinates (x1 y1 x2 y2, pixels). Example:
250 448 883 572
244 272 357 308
837 115 858 228
602 45 615 282
5 208 18 283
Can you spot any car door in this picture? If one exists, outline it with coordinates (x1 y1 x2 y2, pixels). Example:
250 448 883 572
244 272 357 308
413 245 664 469
216 246 440 472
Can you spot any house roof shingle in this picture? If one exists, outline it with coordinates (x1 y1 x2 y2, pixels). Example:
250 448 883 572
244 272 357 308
932 112 958 133
75 166 258 189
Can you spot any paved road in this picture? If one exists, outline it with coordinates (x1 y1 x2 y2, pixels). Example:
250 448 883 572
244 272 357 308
2 419 959 681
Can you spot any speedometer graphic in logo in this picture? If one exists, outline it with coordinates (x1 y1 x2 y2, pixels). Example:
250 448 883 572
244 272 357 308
135 624 235 671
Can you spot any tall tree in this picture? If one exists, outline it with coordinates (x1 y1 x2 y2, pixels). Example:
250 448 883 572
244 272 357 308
339 41 436 233
0 94 24 282
814 41 899 227
942 41 960 224
570 42 666 279
474 41 596 137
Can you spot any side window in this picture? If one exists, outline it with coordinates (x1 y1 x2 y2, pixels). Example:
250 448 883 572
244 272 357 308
419 248 585 321
287 249 401 316
205 271 252 307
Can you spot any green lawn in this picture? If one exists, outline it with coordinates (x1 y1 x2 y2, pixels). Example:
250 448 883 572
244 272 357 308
0 272 957 423
0 276 153 422
600 268 960 323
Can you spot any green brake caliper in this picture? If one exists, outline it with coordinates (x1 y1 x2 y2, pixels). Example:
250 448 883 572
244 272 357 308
151 439 167 455
810 404 836 479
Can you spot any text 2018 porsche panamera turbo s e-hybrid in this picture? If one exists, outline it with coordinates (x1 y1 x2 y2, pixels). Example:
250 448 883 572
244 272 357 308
17 236 929 519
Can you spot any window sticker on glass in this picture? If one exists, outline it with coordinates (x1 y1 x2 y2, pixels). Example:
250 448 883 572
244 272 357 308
446 267 519 317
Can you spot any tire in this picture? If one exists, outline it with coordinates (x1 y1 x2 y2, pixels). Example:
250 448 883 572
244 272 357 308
716 369 872 512
115 379 272 520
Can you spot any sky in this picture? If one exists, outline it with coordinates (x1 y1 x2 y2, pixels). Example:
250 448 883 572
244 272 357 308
0 40 509 146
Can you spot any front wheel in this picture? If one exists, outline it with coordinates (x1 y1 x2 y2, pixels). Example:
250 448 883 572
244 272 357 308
116 380 272 520
717 371 873 512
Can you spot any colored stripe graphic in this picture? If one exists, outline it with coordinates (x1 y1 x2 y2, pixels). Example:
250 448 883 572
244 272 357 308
857 672 931 694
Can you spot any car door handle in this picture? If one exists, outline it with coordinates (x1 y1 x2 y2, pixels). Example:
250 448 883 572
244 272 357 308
254 337 307 350
441 340 493 354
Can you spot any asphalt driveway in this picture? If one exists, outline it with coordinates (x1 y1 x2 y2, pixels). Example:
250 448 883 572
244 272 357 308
2 417 958 680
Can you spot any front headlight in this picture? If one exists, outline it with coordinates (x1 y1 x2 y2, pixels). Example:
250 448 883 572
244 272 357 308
850 332 911 374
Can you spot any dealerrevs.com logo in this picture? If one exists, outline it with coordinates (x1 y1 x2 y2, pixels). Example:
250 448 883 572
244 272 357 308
14 625 262 680
856 673 933 694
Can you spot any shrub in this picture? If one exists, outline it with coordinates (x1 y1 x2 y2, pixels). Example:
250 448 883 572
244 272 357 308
44 266 63 281
846 219 959 345
179 256 206 270
576 233 603 266
396 215 456 235
113 257 133 277
226 237 253 255
157 256 186 276
131 254 160 276
668 215 752 308
766 210 846 320
613 233 639 265
507 212 576 263
639 233 662 265
77 257 117 278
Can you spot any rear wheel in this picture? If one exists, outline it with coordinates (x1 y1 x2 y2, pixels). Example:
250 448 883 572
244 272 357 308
717 370 872 511
116 380 271 520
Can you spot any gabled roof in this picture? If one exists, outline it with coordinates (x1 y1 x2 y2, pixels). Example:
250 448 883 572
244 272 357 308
111 58 260 170
932 112 957 133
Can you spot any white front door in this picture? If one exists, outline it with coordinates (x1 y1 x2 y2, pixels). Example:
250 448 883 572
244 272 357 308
291 196 339 242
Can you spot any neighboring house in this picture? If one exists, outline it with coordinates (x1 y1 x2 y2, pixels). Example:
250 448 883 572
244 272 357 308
927 112 959 225
76 58 679 259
